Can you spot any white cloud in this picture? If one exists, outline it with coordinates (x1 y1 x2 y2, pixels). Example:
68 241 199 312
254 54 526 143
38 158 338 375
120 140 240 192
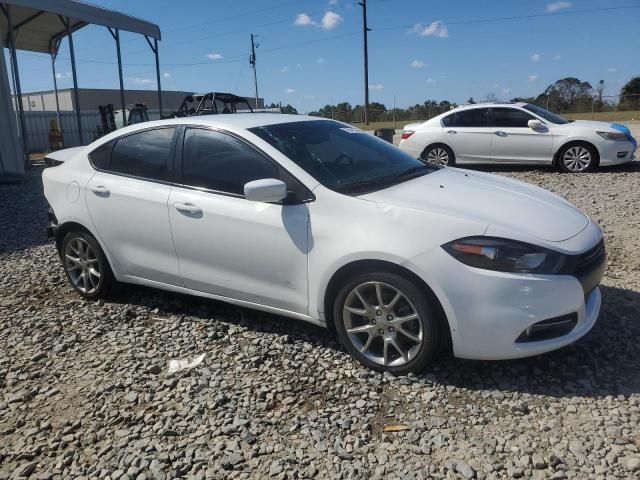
369 84 384 90
528 74 539 82
546 1 573 12
294 13 315 26
426 78 436 84
502 87 512 96
163 72 171 78
531 53 542 63
328 0 338 4
285 88 296 94
280 66 290 73
128 77 153 85
410 60 427 68
410 21 448 38
316 58 326 64
607 67 617 72
55 72 71 79
321 11 343 30
205 53 223 60
554 54 562 60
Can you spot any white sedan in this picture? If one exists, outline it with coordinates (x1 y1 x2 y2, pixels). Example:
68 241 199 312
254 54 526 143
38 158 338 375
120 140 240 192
399 102 637 172
43 114 605 374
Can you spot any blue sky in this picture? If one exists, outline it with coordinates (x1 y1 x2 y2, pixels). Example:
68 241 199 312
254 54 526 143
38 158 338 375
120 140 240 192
8 0 640 112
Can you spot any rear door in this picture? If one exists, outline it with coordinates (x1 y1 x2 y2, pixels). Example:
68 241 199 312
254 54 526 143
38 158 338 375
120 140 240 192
489 107 553 163
442 107 492 162
85 127 182 285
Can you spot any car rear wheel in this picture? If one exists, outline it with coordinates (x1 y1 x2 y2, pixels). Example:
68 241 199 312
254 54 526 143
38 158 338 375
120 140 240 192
558 143 598 173
421 144 455 166
334 272 441 374
61 231 114 300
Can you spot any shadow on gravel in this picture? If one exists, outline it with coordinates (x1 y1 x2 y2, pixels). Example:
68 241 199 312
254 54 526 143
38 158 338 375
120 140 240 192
109 282 639 400
0 167 49 256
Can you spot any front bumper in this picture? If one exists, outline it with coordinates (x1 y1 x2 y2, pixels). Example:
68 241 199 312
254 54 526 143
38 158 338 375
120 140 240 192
407 234 604 360
598 139 636 166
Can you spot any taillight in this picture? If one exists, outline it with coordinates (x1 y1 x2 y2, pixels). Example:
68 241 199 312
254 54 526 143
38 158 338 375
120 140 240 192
401 130 414 140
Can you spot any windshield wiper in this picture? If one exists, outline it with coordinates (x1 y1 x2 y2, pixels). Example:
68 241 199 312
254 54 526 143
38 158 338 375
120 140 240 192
335 165 432 194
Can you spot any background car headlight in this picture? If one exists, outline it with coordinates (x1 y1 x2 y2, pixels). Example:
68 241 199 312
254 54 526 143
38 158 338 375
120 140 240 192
596 131 628 141
442 237 568 274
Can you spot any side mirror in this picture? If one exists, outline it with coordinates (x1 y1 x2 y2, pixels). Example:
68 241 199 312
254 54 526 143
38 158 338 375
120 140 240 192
528 119 543 130
244 178 287 203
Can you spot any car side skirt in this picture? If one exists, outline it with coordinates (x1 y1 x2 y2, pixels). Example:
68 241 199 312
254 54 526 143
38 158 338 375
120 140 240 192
120 274 326 328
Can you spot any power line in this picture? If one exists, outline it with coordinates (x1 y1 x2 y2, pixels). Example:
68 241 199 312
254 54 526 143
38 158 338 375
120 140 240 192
374 5 640 31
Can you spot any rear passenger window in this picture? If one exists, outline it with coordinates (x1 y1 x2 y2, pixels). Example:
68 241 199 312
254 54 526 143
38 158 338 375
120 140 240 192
109 128 176 181
441 114 455 127
454 108 489 127
492 108 535 128
88 141 114 170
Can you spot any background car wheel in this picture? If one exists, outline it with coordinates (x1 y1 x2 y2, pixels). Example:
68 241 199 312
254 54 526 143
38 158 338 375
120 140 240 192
333 271 441 374
421 144 455 166
61 231 114 300
558 142 598 173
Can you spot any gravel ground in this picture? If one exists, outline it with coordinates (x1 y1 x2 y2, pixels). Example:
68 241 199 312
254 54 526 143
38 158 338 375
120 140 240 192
1 164 640 480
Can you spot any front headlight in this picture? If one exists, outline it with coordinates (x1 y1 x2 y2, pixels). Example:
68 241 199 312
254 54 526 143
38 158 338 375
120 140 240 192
597 131 627 141
442 237 568 274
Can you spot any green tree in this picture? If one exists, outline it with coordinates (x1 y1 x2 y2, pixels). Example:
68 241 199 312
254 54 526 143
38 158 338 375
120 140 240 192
620 76 640 110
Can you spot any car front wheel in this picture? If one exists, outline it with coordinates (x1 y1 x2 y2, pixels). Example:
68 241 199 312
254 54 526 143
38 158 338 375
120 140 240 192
334 272 441 374
558 143 598 173
61 231 114 299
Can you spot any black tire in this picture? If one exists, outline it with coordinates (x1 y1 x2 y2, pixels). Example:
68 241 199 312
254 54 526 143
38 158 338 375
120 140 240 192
557 142 598 173
421 143 455 167
60 231 114 300
333 271 441 374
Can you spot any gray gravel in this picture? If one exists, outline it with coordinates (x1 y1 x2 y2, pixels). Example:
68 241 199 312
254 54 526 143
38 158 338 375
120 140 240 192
1 164 639 479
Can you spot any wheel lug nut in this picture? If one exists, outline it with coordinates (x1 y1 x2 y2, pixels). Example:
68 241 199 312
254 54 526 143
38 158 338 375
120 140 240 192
370 319 376 325
378 329 384 335
388 327 395 333
376 310 382 316
387 315 393 321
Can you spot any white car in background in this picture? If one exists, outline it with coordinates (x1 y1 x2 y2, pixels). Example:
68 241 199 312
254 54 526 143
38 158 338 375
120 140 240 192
399 102 637 173
43 115 605 374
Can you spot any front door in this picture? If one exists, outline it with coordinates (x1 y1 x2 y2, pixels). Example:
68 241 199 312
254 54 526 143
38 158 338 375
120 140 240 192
489 107 553 163
168 127 310 314
85 127 182 285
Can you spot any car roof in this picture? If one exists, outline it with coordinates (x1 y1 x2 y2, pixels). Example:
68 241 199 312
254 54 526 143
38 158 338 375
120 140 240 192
114 113 323 135
452 101 529 111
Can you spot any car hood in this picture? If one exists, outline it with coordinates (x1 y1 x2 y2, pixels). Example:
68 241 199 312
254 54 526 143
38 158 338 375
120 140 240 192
561 119 615 130
361 168 589 242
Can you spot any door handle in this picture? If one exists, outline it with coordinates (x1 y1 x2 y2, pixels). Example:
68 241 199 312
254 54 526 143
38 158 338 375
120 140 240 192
88 185 110 195
447 130 457 134
495 131 507 136
174 202 202 215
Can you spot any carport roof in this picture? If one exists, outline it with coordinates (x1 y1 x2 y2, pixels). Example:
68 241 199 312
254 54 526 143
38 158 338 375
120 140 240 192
0 0 160 54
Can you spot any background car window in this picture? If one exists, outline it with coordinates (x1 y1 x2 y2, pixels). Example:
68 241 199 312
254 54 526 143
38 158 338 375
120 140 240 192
109 128 175 181
88 141 114 170
450 108 489 127
182 128 282 196
492 108 536 128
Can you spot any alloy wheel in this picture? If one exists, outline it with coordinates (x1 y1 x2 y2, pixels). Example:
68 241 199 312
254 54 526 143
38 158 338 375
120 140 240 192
562 146 592 172
64 237 101 294
426 147 449 165
342 281 424 367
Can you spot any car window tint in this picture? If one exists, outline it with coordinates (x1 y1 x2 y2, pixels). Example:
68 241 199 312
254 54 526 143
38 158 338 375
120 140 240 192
182 128 281 196
454 108 489 127
88 140 114 170
110 128 175 181
492 108 535 128
441 113 455 127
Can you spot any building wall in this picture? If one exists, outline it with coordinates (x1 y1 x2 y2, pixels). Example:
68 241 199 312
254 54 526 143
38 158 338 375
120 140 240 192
14 89 263 113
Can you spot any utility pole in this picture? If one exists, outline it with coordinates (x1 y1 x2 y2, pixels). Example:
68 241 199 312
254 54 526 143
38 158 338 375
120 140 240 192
358 0 371 125
392 94 396 129
250 34 259 110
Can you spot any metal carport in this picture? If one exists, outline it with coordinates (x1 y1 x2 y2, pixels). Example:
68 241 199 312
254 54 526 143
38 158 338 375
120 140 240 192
0 0 161 176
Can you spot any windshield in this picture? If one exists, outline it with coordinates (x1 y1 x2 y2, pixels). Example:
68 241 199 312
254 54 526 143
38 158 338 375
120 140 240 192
523 104 570 124
249 120 437 194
